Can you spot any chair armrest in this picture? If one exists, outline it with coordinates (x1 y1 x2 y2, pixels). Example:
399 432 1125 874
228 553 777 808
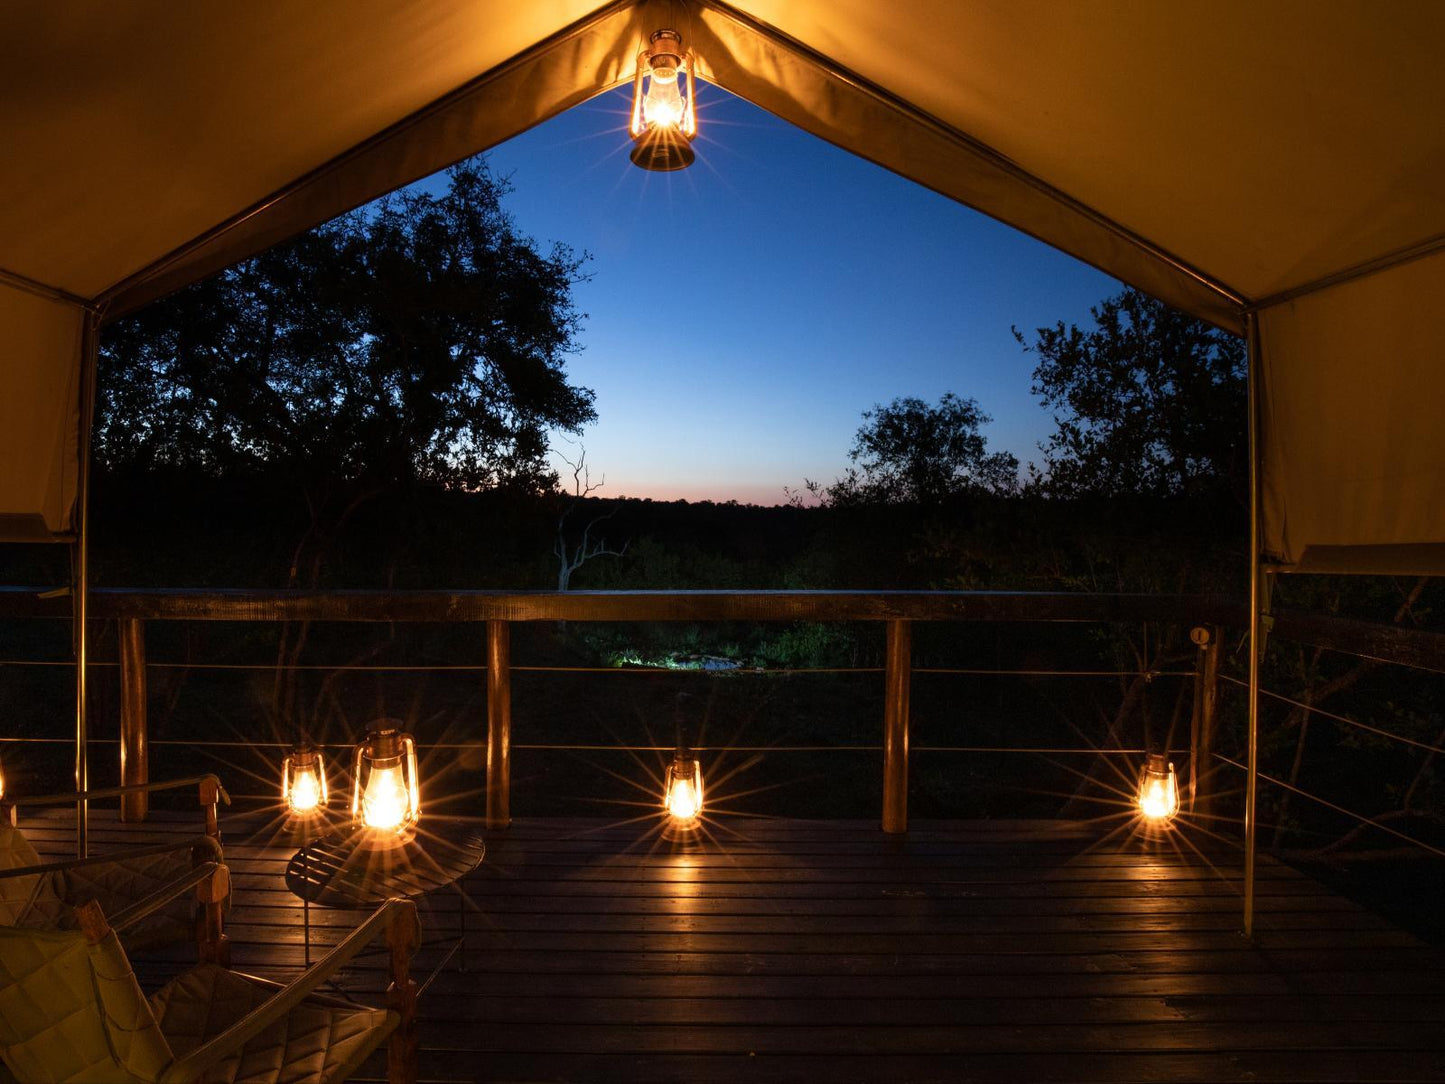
3 774 230 810
109 861 228 933
160 898 417 1084
0 835 221 882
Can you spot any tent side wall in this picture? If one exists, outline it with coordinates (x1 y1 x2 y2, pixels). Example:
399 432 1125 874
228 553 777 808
1259 247 1445 574
0 284 85 541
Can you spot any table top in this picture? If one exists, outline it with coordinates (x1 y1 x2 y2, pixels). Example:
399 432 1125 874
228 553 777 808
284 823 486 907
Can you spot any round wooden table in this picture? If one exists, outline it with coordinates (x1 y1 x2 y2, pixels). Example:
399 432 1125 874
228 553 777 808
285 823 485 967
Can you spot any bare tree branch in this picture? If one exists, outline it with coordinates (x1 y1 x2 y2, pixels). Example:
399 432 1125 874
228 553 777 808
553 445 629 590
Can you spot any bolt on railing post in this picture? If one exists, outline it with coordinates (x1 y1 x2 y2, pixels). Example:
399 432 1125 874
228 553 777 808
882 619 911 834
118 617 149 823
486 619 512 829
1188 625 1221 821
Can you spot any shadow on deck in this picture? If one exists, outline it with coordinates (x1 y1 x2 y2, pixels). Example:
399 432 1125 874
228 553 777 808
20 808 1445 1083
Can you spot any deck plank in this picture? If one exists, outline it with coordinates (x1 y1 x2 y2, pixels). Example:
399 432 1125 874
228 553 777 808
17 807 1445 1083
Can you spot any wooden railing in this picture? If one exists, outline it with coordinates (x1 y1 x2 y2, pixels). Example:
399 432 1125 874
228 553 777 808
5 586 1442 834
1 587 1242 833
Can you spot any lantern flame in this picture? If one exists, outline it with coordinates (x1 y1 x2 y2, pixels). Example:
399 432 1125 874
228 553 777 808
666 777 700 821
282 747 328 817
350 725 420 842
289 766 322 813
361 763 410 830
1137 754 1180 823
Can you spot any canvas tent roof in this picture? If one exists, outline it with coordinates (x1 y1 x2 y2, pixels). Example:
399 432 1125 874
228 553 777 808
2 0 1444 570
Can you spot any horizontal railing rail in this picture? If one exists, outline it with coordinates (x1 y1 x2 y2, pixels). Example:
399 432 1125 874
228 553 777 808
0 586 1241 625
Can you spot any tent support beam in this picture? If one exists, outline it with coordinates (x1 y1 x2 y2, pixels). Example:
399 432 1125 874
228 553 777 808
0 265 94 311
73 311 101 858
1242 232 1445 314
1243 311 1263 938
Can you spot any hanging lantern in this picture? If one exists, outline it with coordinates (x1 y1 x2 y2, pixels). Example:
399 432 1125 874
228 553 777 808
351 725 420 844
629 29 697 171
1136 753 1180 823
281 745 328 817
0 751 6 801
663 748 703 832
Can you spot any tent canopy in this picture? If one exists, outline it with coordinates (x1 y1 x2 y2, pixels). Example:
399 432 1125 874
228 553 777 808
3 0 1443 569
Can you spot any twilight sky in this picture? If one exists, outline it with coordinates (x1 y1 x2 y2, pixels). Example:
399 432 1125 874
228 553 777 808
421 86 1119 505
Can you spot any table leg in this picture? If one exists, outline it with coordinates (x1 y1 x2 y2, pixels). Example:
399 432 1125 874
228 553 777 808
302 851 311 967
459 886 467 974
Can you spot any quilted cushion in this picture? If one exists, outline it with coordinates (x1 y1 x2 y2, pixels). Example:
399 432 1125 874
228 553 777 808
0 826 64 927
0 835 197 950
0 924 172 1083
150 965 397 1084
58 850 196 950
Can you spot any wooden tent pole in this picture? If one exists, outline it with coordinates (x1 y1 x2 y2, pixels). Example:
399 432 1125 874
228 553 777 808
74 311 101 858
1243 311 1262 938
881 619 911 834
486 620 511 829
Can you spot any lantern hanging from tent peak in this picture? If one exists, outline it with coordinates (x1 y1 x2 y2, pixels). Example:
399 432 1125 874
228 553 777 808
1136 752 1179 823
629 29 697 171
351 723 420 846
281 745 328 818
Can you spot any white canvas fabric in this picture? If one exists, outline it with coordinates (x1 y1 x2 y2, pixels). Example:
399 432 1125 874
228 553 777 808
1 0 1442 567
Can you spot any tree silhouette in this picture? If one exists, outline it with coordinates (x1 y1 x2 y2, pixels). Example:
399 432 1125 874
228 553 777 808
1015 287 1245 498
811 393 1018 506
98 161 594 500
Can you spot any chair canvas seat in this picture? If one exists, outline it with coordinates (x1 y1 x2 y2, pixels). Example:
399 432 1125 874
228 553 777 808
0 827 194 949
0 926 399 1084
0 924 172 1083
150 965 396 1084
0 826 62 927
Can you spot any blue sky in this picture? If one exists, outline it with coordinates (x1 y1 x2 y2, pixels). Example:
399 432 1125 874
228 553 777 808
423 87 1119 505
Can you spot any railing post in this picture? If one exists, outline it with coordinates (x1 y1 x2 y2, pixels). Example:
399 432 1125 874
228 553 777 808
486 619 511 829
1188 625 1221 821
882 619 911 834
198 776 222 841
196 863 230 966
387 899 421 1084
118 617 149 822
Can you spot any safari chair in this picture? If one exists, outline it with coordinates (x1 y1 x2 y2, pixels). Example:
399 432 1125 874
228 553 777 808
0 862 420 1084
0 776 229 952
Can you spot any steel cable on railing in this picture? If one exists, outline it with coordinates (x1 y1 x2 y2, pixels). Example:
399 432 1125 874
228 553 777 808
1214 752 1445 861
1219 672 1445 756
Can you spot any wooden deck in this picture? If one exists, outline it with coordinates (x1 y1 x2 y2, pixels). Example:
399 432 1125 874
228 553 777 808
19 807 1445 1083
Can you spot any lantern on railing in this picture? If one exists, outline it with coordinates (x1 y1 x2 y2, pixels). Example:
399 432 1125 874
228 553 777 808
351 725 420 844
281 745 328 817
1136 753 1180 823
663 748 703 835
629 29 697 171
